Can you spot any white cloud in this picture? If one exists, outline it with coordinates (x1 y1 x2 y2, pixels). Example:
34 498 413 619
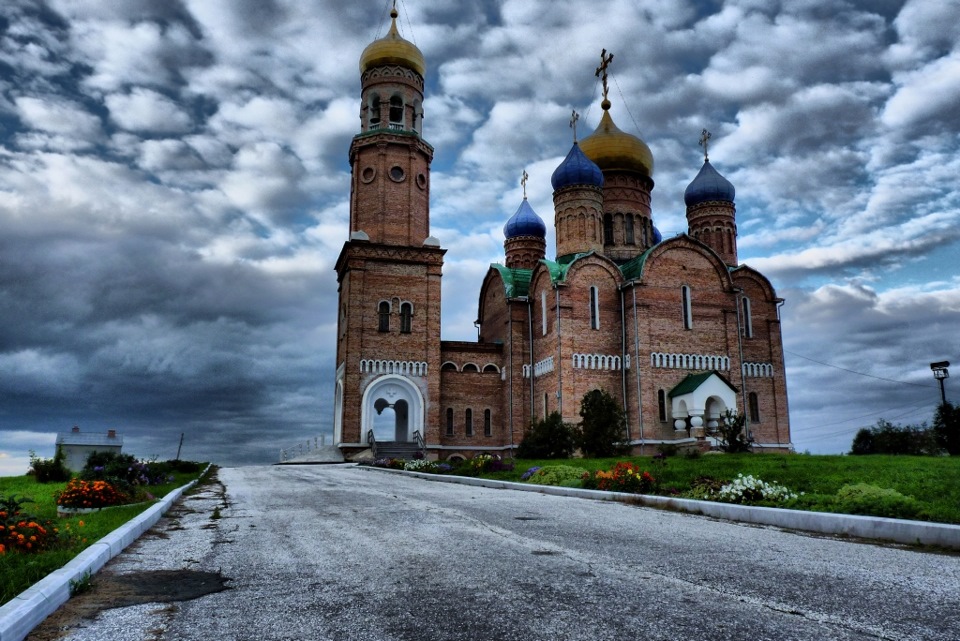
106 88 194 133
15 96 103 141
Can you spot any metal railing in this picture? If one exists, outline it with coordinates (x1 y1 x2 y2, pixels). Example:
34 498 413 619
366 429 378 459
279 434 328 462
412 430 425 457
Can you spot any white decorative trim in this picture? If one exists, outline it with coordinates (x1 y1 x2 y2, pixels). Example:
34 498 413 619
534 356 554 377
742 362 774 377
359 359 428 376
522 364 531 379
650 352 730 370
572 353 622 370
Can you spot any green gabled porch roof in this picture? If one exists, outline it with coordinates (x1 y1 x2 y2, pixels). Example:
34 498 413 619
491 264 532 298
668 370 738 398
619 245 657 281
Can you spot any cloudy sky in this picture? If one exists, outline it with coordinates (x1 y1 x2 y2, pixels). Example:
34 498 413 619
1 0 958 473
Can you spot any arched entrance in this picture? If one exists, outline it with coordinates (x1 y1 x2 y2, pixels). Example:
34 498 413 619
361 375 424 442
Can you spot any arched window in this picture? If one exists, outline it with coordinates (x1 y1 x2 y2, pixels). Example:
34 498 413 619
484 409 492 436
603 214 614 245
462 363 479 373
482 364 499 373
625 215 635 245
400 302 412 334
541 290 548 336
446 408 454 436
741 297 753 338
589 286 600 330
369 96 381 129
441 362 457 372
389 96 403 127
465 408 473 436
681 286 692 330
658 389 667 422
378 301 390 332
749 393 760 423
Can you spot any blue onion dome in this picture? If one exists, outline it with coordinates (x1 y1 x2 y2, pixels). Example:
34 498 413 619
550 142 604 190
652 225 663 244
684 160 735 207
503 198 546 239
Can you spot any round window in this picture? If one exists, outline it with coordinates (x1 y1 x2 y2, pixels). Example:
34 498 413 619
360 166 376 183
416 173 427 190
389 166 405 182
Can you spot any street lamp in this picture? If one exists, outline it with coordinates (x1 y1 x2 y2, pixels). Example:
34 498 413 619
930 361 950 405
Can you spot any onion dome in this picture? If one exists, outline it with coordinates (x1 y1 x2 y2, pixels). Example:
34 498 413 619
579 102 654 177
551 142 604 190
503 199 546 239
683 160 735 207
652 225 663 244
359 8 425 77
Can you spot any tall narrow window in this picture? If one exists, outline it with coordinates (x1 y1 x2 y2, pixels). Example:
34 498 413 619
741 297 753 338
400 302 412 334
369 96 381 128
658 389 667 422
589 286 600 330
465 408 473 436
625 215 635 244
378 301 390 332
603 214 614 245
389 96 403 127
446 408 454 436
681 286 692 330
483 409 492 436
748 392 760 423
543 393 549 417
541 290 548 336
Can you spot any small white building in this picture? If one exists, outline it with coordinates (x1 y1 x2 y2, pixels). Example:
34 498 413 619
55 426 123 471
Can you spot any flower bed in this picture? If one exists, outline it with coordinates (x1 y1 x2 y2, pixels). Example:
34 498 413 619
55 479 129 511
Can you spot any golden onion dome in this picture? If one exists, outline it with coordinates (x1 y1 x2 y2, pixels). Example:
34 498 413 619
359 8 426 77
579 100 654 177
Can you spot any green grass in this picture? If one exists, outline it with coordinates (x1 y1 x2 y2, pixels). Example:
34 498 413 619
486 454 960 524
0 467 209 605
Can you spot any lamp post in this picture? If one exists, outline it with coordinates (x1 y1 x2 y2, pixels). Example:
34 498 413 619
931 361 950 405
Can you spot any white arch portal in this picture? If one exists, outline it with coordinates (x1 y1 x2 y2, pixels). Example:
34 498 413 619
360 375 424 443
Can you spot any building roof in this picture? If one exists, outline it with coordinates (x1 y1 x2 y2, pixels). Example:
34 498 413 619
684 159 735 207
490 264 532 298
668 371 738 398
359 8 425 77
579 107 654 177
503 198 546 239
551 142 604 191
56 431 123 447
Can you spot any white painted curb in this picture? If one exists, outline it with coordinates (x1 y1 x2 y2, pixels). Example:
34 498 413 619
0 466 211 641
359 466 960 550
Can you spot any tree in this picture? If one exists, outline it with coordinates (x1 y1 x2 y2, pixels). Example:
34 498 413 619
933 401 960 456
577 389 630 458
848 418 941 455
707 410 752 453
517 412 577 459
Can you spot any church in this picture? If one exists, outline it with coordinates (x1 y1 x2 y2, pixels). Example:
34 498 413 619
333 8 792 460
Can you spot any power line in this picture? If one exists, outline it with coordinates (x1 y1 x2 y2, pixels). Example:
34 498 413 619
785 349 936 389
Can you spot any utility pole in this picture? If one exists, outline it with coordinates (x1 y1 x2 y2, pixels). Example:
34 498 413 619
931 361 950 405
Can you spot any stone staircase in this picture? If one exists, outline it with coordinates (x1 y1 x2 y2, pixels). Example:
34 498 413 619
374 441 423 460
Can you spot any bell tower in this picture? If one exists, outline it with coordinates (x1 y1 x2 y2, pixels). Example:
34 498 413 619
333 6 444 455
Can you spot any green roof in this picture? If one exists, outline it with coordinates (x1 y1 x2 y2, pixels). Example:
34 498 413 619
619 245 657 281
491 264 532 298
668 371 737 398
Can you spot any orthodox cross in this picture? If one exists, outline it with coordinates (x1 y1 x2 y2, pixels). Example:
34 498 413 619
699 128 712 162
521 169 529 199
595 48 614 102
570 110 580 142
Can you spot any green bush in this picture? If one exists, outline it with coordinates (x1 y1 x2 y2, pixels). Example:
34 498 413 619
834 483 922 520
577 389 630 458
850 419 942 455
933 402 960 456
526 465 588 487
28 449 71 483
517 412 577 459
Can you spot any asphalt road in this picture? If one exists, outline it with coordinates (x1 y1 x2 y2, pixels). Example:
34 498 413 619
29 465 960 641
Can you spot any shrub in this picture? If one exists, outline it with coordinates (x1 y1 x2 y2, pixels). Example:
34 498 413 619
28 449 71 483
526 465 588 487
403 459 437 472
517 412 577 459
686 476 726 500
715 474 799 504
932 402 960 456
834 483 922 520
1 495 60 554
707 411 751 453
850 419 942 455
520 466 541 481
577 389 630 458
55 479 129 509
81 452 174 492
582 462 655 494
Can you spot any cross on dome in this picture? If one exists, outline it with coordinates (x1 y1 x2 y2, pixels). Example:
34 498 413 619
570 110 580 142
595 49 614 106
699 128 712 162
521 169 529 199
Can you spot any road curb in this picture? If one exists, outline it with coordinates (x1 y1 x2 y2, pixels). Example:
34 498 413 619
0 466 212 641
358 465 960 550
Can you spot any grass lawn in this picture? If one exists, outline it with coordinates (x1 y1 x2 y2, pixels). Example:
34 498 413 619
0 467 209 605
480 454 960 524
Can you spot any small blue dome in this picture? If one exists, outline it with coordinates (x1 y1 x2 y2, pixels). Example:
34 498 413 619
652 226 663 244
503 198 546 239
684 160 735 207
551 143 604 191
